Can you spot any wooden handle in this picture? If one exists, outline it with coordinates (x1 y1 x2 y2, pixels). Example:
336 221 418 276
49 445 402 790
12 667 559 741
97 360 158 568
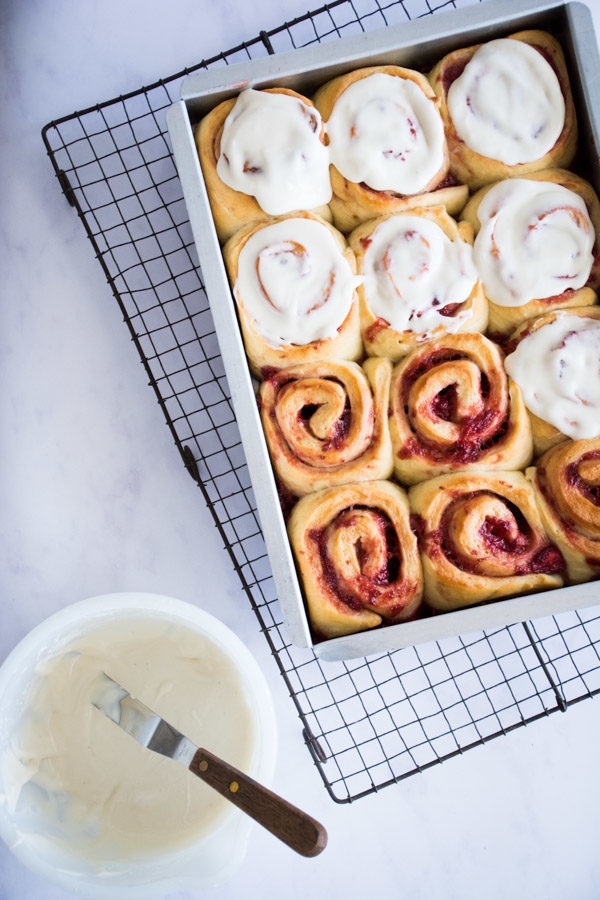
189 748 327 857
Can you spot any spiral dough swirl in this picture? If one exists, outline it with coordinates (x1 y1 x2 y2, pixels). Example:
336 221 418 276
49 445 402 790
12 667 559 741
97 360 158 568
389 333 532 484
259 358 392 496
530 438 600 581
288 481 422 637
409 472 565 610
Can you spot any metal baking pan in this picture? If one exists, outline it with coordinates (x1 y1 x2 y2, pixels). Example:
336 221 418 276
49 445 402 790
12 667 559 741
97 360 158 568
167 0 600 661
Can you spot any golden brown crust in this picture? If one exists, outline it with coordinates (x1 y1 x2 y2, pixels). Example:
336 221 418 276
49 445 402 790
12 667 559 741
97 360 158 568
222 211 362 376
259 358 393 496
288 480 423 637
313 65 468 233
429 30 578 190
348 206 488 359
527 438 600 582
409 471 565 610
461 169 600 335
506 307 600 456
389 333 532 484
195 88 332 244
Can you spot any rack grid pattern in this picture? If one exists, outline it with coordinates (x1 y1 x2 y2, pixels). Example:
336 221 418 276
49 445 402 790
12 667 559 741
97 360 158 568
42 0 600 802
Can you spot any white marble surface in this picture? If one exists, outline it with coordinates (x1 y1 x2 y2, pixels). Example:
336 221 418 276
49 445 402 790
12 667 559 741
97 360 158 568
2 0 600 897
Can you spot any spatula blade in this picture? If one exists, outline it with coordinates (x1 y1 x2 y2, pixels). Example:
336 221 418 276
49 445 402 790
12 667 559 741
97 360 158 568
91 672 197 767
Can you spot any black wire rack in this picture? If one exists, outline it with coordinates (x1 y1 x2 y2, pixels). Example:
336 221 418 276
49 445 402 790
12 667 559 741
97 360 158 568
42 0 600 803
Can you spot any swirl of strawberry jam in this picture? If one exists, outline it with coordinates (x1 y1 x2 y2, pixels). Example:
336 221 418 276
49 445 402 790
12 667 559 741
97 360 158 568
308 506 413 616
536 444 600 540
429 491 564 576
566 451 600 507
394 338 511 465
263 364 376 469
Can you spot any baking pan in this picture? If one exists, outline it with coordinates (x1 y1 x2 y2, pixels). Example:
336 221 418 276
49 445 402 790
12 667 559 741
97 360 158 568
167 0 600 661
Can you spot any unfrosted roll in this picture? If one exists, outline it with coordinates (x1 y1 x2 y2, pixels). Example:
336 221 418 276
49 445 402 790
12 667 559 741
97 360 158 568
527 438 600 582
389 333 532 484
409 471 565 610
259 358 393 496
288 481 423 637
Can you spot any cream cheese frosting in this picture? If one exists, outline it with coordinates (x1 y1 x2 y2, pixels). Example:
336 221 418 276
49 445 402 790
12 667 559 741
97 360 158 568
505 314 600 439
216 89 331 215
2 618 255 862
234 217 361 346
362 215 477 336
473 179 595 307
325 73 446 194
447 38 565 165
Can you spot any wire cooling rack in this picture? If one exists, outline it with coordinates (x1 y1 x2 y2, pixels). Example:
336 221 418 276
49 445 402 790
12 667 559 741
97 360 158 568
42 0 600 803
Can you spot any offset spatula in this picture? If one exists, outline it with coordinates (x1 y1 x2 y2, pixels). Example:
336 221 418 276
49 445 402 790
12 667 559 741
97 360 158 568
91 672 327 857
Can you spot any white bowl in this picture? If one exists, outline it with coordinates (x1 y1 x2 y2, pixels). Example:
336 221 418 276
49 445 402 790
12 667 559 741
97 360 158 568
0 592 277 898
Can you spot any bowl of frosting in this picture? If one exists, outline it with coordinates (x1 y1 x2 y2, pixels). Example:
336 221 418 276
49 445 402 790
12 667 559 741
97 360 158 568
0 592 277 898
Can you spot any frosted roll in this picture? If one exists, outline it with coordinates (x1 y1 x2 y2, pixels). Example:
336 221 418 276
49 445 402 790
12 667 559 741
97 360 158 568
447 39 565 165
234 217 360 346
473 179 594 307
362 214 477 336
216 89 331 214
326 73 446 194
505 314 600 439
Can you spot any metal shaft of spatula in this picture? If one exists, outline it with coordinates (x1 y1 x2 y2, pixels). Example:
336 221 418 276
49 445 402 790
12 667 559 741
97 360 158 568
93 673 327 857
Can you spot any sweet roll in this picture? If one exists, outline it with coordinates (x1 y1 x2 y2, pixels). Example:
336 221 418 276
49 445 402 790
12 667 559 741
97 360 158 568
389 333 532 484
348 206 487 359
527 438 600 582
461 170 599 335
259 358 393 496
409 471 565 610
196 88 332 242
504 307 600 456
288 481 423 637
223 212 362 375
313 66 468 233
429 31 577 190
